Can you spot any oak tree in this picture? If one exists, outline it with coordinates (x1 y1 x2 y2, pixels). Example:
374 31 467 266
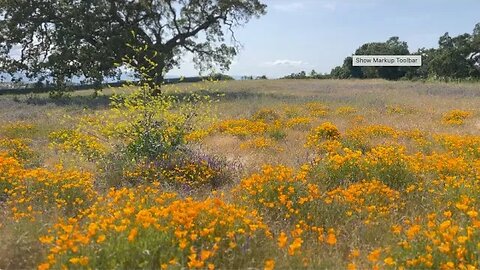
0 0 267 93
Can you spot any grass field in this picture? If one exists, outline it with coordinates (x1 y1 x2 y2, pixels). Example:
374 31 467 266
1 79 480 269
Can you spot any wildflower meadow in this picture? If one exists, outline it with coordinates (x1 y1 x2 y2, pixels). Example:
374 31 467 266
1 79 480 270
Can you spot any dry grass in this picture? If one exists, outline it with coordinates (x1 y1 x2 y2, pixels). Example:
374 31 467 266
1 79 479 174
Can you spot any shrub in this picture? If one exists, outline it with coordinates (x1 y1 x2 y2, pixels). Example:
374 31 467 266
215 119 268 138
312 147 365 188
325 180 403 224
442 110 472 125
305 122 341 148
363 145 416 189
123 149 238 190
252 108 281 123
306 102 329 117
235 165 321 223
285 117 312 130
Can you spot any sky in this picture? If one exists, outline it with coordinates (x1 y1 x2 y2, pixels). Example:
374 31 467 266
169 0 480 78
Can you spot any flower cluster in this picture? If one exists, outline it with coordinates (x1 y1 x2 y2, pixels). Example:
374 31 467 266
38 187 272 270
0 151 23 200
1 121 37 138
326 180 402 224
184 129 212 143
160 160 219 188
49 129 107 160
374 210 480 269
0 152 95 221
285 117 313 130
0 138 35 162
442 110 472 125
240 137 283 151
215 119 268 137
336 106 358 115
236 165 321 220
306 102 329 117
305 122 341 148
345 125 399 144
252 108 281 123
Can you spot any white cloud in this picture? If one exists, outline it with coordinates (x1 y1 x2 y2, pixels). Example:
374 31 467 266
264 59 306 67
272 2 305 12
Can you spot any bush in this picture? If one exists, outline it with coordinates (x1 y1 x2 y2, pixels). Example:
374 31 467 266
235 165 321 223
252 109 281 123
309 145 416 189
123 149 239 190
305 122 341 149
442 110 472 125
363 145 416 189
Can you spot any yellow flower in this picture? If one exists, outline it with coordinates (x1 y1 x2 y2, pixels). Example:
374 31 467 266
350 249 360 259
347 263 356 270
439 242 450 254
127 228 138 242
38 263 50 270
96 234 106 243
457 236 468 244
288 237 303 255
384 257 395 266
264 259 275 270
200 250 212 260
39 235 54 244
391 225 402 234
278 232 288 248
406 225 421 239
367 249 381 263
69 256 89 266
326 231 337 245
467 210 478 218
439 220 451 231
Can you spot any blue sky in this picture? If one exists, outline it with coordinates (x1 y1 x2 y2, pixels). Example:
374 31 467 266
170 0 480 78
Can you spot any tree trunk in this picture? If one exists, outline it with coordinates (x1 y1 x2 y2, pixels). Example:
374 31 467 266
150 74 163 96
137 47 166 96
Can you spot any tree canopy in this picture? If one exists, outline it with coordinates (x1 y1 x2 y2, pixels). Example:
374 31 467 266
0 0 266 91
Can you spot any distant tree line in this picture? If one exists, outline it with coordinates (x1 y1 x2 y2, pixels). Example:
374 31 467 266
330 23 480 81
241 75 268 80
281 70 331 79
282 22 480 81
